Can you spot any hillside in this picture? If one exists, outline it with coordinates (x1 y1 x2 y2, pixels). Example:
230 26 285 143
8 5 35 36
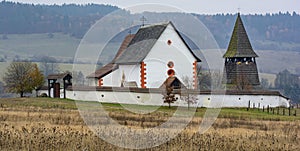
0 1 300 51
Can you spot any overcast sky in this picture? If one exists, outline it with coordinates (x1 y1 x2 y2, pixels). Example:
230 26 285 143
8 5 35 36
10 0 300 14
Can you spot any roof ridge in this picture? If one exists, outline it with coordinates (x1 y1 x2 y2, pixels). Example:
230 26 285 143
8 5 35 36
140 21 170 29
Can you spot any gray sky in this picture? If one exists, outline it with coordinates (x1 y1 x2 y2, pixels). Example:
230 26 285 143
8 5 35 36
10 0 300 14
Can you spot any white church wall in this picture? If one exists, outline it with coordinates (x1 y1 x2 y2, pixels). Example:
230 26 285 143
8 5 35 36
144 24 197 88
67 90 290 108
118 64 141 87
102 69 121 87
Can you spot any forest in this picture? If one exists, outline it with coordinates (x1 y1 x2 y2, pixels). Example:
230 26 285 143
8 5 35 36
0 1 300 50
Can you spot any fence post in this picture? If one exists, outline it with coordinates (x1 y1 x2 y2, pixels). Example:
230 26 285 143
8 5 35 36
247 101 250 111
277 107 279 115
267 105 270 113
289 107 291 116
273 108 275 114
283 109 285 115
295 110 297 116
263 106 264 112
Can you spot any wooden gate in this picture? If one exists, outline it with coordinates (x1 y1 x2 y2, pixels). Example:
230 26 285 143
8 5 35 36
54 83 60 98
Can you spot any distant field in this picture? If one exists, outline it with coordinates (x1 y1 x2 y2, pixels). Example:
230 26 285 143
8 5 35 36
0 33 80 59
0 33 299 84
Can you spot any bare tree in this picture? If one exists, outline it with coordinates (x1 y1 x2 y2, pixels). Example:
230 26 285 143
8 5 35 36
181 76 198 110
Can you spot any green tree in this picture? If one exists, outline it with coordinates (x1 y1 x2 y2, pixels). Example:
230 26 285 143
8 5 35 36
3 62 44 97
163 87 176 109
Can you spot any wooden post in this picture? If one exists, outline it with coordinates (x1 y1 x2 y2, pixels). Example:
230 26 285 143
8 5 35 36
289 107 291 116
258 103 260 110
283 109 285 115
277 107 279 115
247 101 250 111
263 106 264 112
295 110 297 116
273 108 275 114
253 103 255 109
63 79 66 99
48 79 51 98
267 105 270 113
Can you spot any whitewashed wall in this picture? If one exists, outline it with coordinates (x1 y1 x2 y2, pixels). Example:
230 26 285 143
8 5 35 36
37 88 65 98
144 24 197 88
96 64 141 87
102 69 120 87
118 64 140 86
67 90 290 108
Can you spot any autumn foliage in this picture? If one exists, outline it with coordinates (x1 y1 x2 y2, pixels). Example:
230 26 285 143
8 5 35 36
3 62 44 97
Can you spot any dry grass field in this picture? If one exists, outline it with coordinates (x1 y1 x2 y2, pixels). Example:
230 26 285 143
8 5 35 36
0 98 299 150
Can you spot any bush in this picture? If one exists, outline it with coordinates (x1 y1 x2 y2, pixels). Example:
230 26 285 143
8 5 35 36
39 93 48 97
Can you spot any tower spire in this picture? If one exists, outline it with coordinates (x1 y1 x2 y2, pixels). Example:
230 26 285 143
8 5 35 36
223 13 258 58
223 14 260 90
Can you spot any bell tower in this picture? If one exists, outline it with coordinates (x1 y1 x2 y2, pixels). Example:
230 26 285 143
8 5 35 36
223 13 260 90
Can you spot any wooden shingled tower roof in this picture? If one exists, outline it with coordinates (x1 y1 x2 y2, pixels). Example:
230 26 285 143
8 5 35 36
223 13 258 58
223 13 260 89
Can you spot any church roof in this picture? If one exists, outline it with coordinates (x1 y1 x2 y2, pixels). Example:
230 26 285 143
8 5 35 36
86 34 135 78
115 21 201 64
47 73 72 80
223 13 258 58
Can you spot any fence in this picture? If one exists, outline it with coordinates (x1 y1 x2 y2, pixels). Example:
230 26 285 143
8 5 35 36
247 101 298 116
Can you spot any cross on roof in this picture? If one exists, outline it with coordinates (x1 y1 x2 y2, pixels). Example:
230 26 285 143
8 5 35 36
140 16 147 26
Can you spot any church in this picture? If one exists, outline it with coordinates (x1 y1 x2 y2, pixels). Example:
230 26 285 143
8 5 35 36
86 21 200 89
41 14 290 108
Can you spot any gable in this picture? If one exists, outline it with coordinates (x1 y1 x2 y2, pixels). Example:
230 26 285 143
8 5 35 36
114 21 201 65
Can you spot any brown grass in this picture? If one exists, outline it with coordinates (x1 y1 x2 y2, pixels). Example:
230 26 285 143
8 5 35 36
0 99 299 150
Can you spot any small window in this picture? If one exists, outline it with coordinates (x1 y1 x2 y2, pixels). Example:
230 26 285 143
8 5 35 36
101 94 104 98
167 40 172 45
208 98 210 100
167 69 175 76
137 96 140 99
167 61 174 68
238 98 241 100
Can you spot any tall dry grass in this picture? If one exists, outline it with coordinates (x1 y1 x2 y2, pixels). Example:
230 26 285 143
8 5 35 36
0 104 299 150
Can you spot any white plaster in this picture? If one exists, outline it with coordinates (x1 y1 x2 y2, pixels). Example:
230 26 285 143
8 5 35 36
144 24 197 88
68 90 290 108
